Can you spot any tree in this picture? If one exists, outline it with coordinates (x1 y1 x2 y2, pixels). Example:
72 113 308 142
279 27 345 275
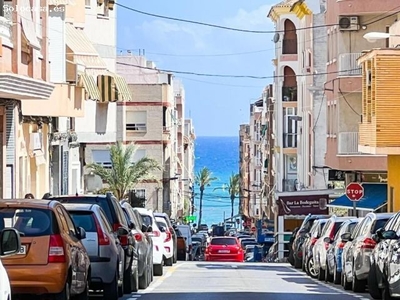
86 142 160 200
227 173 240 220
195 167 217 227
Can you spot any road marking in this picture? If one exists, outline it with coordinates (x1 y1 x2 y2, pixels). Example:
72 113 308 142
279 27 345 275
291 266 370 300
142 263 185 294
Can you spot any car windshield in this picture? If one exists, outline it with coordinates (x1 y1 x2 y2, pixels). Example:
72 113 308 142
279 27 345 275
54 197 113 224
69 212 96 232
140 214 153 227
211 238 237 245
0 208 57 237
192 237 202 243
373 218 390 233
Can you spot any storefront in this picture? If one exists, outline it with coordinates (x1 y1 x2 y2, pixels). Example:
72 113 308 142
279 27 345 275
274 190 335 260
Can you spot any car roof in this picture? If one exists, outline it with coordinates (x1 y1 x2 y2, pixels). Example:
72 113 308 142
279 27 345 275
132 207 152 214
51 194 107 199
371 212 394 219
212 236 236 239
62 203 98 211
0 199 56 209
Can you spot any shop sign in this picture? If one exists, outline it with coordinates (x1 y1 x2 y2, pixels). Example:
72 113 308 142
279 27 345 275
277 194 329 215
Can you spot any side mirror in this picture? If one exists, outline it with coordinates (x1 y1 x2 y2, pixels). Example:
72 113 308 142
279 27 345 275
323 237 332 244
304 233 310 238
77 227 86 240
341 232 351 242
201 246 206 252
129 222 135 230
117 227 129 236
375 227 384 237
141 224 148 233
147 226 153 233
372 234 380 243
381 230 398 240
0 228 21 256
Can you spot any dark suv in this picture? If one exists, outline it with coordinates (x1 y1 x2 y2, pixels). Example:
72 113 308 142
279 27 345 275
289 214 330 268
51 193 139 294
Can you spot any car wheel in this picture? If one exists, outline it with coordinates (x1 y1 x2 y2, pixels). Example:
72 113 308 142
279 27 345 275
369 263 382 299
382 280 394 300
139 266 149 289
103 272 119 300
333 262 341 284
317 264 325 281
54 281 70 300
352 264 366 292
123 261 138 294
153 264 163 276
343 272 352 290
165 256 173 266
173 248 177 263
118 268 124 297
74 282 89 300
307 256 319 279
325 260 333 282
294 255 302 269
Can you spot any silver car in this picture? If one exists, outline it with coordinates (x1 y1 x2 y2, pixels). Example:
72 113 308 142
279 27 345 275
63 203 126 300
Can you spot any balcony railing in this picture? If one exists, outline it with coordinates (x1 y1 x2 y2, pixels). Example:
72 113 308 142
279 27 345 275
338 53 362 76
338 132 361 154
282 39 298 55
282 86 297 102
283 133 298 148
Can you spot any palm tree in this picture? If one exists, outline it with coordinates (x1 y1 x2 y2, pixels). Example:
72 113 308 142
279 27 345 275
86 142 160 200
227 173 240 220
195 167 217 227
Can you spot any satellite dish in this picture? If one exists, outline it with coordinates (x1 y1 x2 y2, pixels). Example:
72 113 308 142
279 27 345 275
273 33 280 43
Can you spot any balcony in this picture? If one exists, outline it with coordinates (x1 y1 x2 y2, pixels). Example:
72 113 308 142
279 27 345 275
282 39 297 55
338 132 361 155
282 86 297 102
163 126 171 143
283 133 297 148
338 53 362 76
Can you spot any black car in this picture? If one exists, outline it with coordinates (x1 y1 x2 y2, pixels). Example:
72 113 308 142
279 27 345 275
120 201 154 289
51 193 139 294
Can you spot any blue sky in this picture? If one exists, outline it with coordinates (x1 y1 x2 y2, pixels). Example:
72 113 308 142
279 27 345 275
117 0 277 137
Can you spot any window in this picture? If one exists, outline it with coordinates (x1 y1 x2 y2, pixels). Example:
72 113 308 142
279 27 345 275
126 111 147 131
85 0 90 6
210 238 237 245
99 210 113 233
133 189 146 199
132 149 146 163
92 150 111 168
62 207 77 236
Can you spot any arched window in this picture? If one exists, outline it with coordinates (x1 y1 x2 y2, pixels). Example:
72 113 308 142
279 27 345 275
283 19 298 54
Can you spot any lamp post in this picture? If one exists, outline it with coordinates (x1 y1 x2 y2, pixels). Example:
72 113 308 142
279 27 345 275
363 32 400 43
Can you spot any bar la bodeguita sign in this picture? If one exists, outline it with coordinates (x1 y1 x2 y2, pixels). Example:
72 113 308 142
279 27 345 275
277 195 329 215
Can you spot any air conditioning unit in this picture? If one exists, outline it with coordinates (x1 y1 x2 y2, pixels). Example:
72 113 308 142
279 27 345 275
339 16 360 31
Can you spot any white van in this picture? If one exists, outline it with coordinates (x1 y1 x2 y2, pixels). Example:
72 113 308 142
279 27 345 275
0 228 21 300
177 225 193 260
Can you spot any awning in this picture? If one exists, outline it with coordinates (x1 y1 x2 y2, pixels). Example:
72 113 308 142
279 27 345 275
78 73 101 101
65 23 107 69
97 73 132 102
113 75 132 101
327 184 387 211
20 0 41 50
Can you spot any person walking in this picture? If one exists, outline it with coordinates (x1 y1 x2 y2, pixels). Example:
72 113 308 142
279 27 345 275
24 193 34 199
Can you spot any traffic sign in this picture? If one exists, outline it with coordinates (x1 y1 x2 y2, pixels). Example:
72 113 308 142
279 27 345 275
346 182 364 201
185 215 197 221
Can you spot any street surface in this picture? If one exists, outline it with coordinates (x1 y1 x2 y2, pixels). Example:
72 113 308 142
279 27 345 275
120 262 373 300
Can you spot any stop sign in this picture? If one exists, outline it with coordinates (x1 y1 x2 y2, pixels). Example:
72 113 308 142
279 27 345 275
346 183 364 201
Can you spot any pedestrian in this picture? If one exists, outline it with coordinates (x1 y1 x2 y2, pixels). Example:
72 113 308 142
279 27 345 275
42 192 52 199
24 193 34 199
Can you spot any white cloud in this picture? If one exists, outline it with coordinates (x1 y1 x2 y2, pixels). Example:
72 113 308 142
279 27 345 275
223 5 273 29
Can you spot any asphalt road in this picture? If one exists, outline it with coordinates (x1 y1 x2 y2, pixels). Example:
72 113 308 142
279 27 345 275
121 262 373 300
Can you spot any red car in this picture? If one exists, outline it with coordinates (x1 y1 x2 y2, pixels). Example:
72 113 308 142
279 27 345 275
205 237 244 262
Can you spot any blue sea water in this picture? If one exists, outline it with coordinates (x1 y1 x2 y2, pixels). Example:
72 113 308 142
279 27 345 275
193 136 239 226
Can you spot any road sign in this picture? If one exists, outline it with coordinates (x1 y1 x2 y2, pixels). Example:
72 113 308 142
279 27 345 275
346 182 364 201
185 215 197 221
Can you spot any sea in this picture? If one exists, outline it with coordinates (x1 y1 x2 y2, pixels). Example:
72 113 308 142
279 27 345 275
193 136 240 227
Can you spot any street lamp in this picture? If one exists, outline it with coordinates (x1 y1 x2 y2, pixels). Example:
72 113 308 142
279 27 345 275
363 32 400 43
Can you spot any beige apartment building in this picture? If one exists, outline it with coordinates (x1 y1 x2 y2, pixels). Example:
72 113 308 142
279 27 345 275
117 54 195 219
239 124 251 224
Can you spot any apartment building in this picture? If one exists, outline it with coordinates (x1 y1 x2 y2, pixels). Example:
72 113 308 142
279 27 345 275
116 54 195 219
238 124 251 225
357 17 400 212
325 1 398 214
183 119 196 216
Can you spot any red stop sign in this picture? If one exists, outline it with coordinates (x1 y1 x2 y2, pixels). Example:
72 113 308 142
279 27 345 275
346 183 364 201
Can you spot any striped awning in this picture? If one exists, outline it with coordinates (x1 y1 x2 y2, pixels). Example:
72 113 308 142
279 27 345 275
97 73 132 102
78 73 101 101
114 75 132 101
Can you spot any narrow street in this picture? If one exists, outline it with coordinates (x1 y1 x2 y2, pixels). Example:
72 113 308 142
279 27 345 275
120 262 373 300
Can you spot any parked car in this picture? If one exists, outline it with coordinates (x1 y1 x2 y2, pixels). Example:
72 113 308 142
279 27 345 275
154 212 177 263
0 228 21 300
341 212 393 292
133 207 164 276
177 224 193 260
205 237 244 262
302 219 328 278
326 218 359 284
51 193 138 294
291 214 330 268
175 227 189 261
313 215 354 281
120 201 153 289
155 216 174 266
0 199 90 299
368 212 400 299
63 203 131 299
